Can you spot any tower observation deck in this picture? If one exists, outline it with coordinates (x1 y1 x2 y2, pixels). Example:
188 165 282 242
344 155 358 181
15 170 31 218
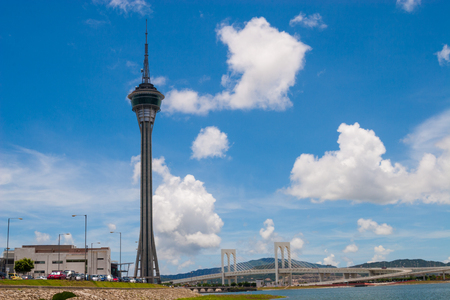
127 21 164 283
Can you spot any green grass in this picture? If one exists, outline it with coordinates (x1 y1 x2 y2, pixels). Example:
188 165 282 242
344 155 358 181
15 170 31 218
0 279 165 288
180 295 284 300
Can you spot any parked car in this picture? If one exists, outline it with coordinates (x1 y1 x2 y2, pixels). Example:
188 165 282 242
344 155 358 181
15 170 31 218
75 273 85 281
8 273 22 280
91 274 99 281
36 275 47 280
99 275 107 281
0 272 6 279
112 276 119 282
21 275 34 280
121 276 130 282
47 271 66 280
129 277 136 283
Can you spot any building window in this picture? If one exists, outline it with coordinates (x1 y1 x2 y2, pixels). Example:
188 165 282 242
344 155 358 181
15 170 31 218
34 261 45 264
52 261 63 264
97 258 104 260
66 259 86 263
97 268 104 270
34 270 45 273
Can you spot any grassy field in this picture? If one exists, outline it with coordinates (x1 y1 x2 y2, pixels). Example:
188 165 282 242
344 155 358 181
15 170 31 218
0 279 165 288
180 295 284 300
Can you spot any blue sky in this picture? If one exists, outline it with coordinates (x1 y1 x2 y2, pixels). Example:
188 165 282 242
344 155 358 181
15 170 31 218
1 0 450 274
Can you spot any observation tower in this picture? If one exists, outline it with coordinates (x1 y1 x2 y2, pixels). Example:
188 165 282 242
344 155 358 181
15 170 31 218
127 21 164 283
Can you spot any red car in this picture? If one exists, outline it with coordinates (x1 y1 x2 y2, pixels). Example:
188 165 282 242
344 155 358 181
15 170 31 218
113 276 119 282
47 271 66 279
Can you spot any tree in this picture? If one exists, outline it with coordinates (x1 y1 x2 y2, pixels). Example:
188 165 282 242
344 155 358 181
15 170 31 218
14 258 34 274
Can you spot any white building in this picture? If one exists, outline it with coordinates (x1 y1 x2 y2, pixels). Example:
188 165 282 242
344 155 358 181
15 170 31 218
14 245 111 277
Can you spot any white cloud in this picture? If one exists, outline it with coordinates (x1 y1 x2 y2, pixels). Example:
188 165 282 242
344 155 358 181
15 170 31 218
321 254 339 267
131 155 140 184
152 76 167 86
444 257 450 264
358 219 393 235
285 122 450 204
343 243 359 253
435 45 450 66
260 219 275 240
0 147 140 218
290 237 305 251
403 109 450 160
178 259 195 271
63 233 74 245
191 126 230 160
85 19 109 28
108 223 116 231
164 17 311 115
199 75 211 84
369 245 393 262
152 157 223 264
290 236 305 259
289 12 327 29
248 219 283 255
35 231 50 244
96 0 152 16
397 0 421 12
126 61 138 68
342 256 353 267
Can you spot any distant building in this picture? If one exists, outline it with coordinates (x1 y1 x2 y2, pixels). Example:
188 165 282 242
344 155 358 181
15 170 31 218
13 245 111 277
1 250 15 273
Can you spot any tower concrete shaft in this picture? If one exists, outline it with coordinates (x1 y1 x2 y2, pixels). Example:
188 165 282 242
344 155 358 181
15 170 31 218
128 21 164 284
134 106 160 282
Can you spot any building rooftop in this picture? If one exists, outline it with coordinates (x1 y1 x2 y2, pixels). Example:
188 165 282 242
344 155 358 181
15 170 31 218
20 245 109 254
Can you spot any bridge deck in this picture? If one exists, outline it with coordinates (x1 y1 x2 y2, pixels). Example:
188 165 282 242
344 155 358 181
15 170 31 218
165 266 450 285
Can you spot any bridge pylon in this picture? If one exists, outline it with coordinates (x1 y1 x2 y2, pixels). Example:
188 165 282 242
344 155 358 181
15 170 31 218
274 242 292 286
221 249 237 285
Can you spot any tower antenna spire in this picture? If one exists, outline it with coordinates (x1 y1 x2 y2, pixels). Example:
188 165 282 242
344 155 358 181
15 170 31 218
142 19 150 84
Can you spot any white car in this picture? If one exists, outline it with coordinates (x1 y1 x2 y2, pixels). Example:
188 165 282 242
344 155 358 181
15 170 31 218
91 274 99 281
129 278 136 283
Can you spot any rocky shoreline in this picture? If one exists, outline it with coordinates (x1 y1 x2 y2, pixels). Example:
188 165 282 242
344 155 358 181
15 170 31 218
0 287 200 300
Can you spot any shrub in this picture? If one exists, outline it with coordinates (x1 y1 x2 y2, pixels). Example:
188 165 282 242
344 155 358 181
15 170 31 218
52 291 77 300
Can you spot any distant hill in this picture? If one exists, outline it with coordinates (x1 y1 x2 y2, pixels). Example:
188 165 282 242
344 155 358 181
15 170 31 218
351 259 450 268
161 257 334 281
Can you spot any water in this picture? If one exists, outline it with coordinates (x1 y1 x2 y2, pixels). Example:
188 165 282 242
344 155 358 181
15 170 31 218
234 283 450 299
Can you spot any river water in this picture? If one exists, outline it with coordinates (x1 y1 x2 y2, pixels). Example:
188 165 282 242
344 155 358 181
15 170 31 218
236 283 450 299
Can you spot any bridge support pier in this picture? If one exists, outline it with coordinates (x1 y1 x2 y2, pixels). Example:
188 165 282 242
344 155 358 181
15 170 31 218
319 273 324 282
343 273 350 280
443 272 446 280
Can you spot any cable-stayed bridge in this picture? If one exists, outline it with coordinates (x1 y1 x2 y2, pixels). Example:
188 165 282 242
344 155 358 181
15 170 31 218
162 242 450 286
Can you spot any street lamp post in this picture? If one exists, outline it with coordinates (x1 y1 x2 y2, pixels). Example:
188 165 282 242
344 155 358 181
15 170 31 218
58 233 70 272
72 215 87 276
110 231 121 278
90 242 100 279
5 218 22 273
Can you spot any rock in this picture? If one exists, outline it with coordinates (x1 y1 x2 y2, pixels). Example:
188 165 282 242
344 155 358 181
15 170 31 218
0 287 200 300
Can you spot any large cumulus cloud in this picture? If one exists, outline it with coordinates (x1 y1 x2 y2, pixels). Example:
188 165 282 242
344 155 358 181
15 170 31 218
285 122 450 204
152 157 224 264
164 17 311 115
